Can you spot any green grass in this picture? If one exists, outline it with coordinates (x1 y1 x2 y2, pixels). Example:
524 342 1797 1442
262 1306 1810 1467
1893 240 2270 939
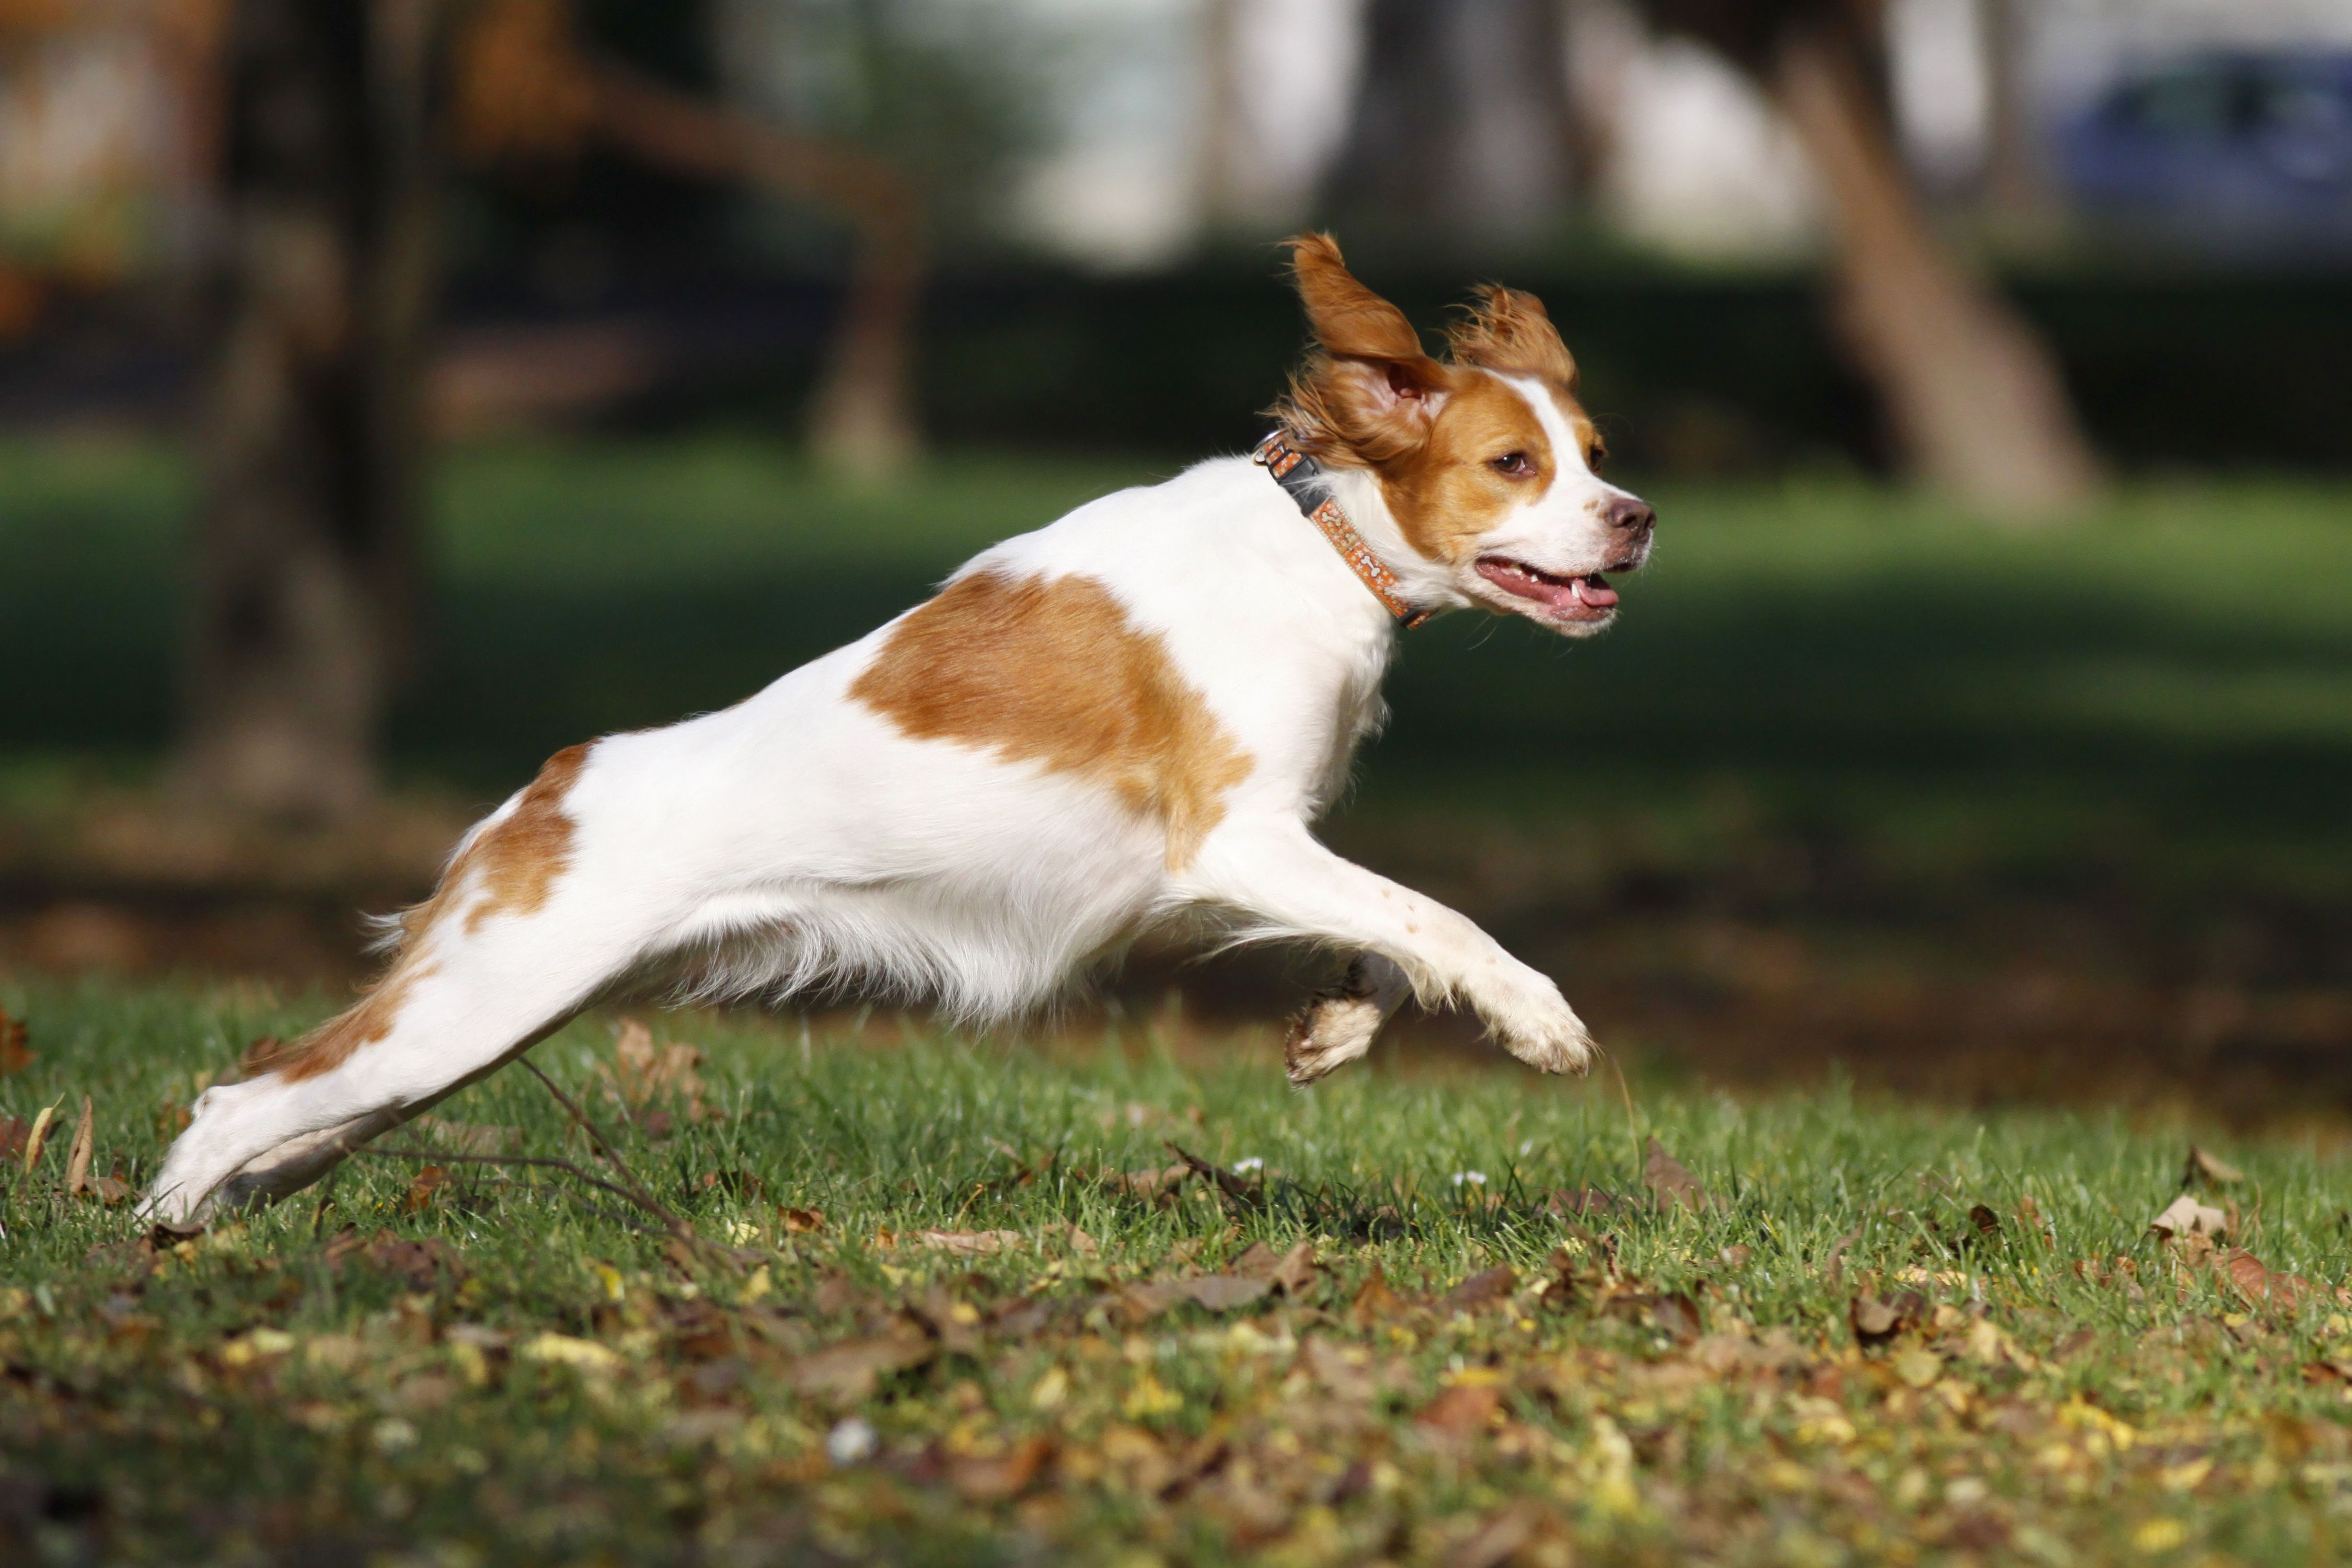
9 978 2352 1563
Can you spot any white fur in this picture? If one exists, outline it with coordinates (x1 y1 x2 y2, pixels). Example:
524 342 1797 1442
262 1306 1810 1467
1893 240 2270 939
144 414 1613 1225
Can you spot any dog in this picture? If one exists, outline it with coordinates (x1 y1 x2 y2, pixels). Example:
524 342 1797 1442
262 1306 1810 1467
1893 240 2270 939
142 235 1655 1226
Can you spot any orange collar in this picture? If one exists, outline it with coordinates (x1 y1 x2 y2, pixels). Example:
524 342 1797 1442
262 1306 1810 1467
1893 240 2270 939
1254 432 1431 629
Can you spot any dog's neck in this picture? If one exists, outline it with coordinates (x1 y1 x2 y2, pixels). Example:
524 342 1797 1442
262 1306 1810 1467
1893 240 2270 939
1254 432 1432 629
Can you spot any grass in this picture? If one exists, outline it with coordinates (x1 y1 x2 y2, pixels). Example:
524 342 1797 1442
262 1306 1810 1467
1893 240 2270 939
9 978 2352 1564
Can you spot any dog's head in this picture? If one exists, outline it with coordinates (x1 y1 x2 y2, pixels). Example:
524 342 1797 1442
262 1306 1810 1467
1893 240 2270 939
1271 234 1653 637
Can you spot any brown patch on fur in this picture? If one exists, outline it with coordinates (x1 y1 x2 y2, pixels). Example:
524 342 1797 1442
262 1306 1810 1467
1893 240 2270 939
241 962 436 1083
242 744 591 1085
849 571 1253 869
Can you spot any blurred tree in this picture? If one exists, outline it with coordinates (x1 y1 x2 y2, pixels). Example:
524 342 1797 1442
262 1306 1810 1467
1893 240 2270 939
179 0 437 821
452 0 924 474
1977 0 2056 227
1324 0 1582 252
1631 0 2099 516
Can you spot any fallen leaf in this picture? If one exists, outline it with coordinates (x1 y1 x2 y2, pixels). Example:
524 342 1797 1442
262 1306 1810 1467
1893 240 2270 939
2151 1194 2229 1241
789 1329 936 1403
520 1333 622 1373
88 1174 132 1205
698 1168 766 1200
1824 1221 1866 1285
0 1117 25 1162
2218 1248 2318 1312
1643 1138 1709 1212
1415 1379 1503 1438
1231 1240 1318 1296
602 1018 708 1121
948 1434 1054 1501
1849 1289 1926 1347
62 1095 93 1196
0 1008 30 1076
1121 1274 1273 1319
1063 1223 1100 1256
403 1165 447 1214
1349 1266 1407 1327
20 1099 61 1173
1892 1346 1943 1388
779 1206 827 1234
2184 1146 2245 1189
906 1228 1021 1257
1439 1265 1518 1315
1967 1204 2001 1240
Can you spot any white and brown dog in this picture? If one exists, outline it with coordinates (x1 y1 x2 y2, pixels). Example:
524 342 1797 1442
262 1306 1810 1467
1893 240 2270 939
144 235 1655 1225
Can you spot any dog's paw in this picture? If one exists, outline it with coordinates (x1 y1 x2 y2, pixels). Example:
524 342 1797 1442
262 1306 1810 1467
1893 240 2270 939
1284 989 1386 1085
1485 973 1595 1076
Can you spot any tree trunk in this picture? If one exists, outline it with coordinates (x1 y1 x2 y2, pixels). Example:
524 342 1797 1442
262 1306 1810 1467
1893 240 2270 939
180 0 437 821
1324 0 1577 252
1976 0 2056 228
1771 22 2099 518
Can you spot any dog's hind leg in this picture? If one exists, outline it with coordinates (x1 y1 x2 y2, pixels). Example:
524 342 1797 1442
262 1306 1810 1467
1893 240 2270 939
141 742 678 1226
140 897 652 1226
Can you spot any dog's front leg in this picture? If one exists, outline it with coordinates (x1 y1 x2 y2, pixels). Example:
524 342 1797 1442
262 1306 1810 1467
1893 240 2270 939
1183 820 1593 1077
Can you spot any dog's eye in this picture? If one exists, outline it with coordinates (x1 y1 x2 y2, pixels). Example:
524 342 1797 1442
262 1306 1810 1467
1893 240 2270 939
1488 451 1533 477
1586 442 1607 472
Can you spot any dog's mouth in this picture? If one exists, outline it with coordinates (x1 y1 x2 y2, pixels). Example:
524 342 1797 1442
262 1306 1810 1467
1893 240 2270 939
1474 556 1619 622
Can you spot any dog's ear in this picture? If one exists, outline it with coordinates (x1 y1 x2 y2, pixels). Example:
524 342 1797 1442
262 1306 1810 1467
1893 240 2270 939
1447 284 1576 389
1273 233 1452 464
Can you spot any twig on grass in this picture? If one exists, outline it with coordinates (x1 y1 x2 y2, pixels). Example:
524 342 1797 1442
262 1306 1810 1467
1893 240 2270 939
518 1057 741 1272
352 1149 661 1235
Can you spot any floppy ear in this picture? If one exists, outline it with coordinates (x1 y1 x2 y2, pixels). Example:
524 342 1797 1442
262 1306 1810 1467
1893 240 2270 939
1271 233 1453 464
1447 284 1577 388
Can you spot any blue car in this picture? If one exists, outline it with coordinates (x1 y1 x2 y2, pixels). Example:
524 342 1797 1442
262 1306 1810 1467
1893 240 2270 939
2058 51 2352 255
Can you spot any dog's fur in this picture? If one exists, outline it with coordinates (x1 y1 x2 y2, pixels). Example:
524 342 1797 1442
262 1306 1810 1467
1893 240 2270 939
143 235 1656 1226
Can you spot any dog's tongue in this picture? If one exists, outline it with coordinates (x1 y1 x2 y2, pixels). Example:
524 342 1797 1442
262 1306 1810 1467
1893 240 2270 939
1573 574 1617 609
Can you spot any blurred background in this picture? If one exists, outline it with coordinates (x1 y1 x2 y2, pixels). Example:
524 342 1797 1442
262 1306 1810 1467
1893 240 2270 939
0 0 2346 1119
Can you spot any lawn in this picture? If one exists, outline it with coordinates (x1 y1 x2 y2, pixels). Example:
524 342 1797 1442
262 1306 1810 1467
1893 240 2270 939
7 979 2352 1564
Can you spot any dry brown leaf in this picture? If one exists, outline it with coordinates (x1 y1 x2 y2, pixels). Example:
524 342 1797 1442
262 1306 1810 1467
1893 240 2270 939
62 1094 93 1196
1166 1142 1261 1208
1415 1378 1504 1438
1606 1290 1702 1341
788 1329 933 1403
2219 1248 2319 1312
906 1228 1021 1257
1349 1266 1407 1327
1122 1273 1274 1319
2185 1145 2246 1189
1439 1265 1518 1315
88 1173 132 1205
0 1008 31 1077
948 1434 1054 1501
1064 1223 1100 1256
1967 1203 2001 1240
1849 1289 1925 1347
404 1165 447 1214
2151 1194 2229 1241
779 1206 826 1235
0 1116 25 1163
1643 1138 1710 1212
1231 1240 1318 1296
603 1018 708 1121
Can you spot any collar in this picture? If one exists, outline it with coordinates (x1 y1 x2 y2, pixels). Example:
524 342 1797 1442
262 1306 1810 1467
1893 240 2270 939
1253 431 1432 629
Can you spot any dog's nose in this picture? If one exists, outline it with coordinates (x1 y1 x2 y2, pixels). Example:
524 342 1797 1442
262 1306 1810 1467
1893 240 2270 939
1605 496 1655 538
